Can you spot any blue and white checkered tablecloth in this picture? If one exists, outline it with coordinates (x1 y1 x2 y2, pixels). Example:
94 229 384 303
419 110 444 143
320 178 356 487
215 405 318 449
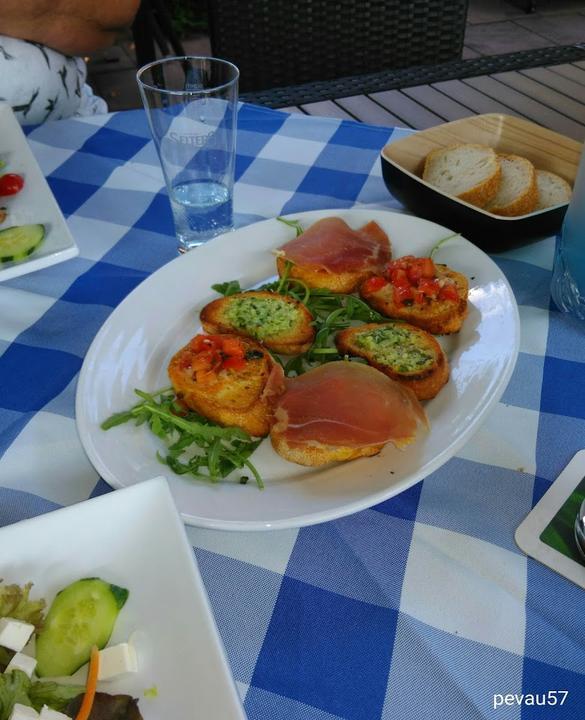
1 104 585 719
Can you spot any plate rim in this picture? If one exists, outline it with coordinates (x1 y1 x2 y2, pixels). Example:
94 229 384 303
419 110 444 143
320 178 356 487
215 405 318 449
76 208 521 531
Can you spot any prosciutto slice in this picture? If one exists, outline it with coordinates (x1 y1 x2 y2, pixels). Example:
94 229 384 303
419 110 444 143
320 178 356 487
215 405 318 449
279 217 391 274
272 362 427 449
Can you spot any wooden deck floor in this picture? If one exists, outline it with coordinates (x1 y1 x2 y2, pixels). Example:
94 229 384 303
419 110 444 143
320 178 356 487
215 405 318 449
285 60 585 141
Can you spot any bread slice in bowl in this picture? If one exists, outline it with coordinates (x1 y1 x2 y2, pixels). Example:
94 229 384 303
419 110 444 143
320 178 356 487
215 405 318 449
486 154 538 216
536 169 572 210
422 143 501 208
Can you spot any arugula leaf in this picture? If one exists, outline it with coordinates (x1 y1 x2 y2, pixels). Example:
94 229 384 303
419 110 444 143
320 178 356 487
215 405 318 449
211 280 243 296
0 582 45 631
102 389 264 489
276 216 304 237
429 232 461 259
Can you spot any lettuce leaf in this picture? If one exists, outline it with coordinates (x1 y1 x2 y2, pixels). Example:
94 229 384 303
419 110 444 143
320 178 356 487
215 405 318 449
0 581 46 630
66 692 143 719
0 670 33 720
29 681 84 714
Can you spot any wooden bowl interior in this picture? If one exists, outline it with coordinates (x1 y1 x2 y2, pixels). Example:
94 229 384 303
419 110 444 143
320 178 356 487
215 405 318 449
383 113 582 186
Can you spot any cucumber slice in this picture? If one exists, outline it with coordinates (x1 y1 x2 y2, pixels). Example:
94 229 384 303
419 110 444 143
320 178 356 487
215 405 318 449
0 224 45 264
35 577 129 677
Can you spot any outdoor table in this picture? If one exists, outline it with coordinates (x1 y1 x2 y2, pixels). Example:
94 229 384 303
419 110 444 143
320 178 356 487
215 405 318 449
1 103 584 720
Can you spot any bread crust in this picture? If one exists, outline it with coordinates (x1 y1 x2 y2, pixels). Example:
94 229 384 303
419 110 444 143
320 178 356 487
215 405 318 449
200 290 315 355
335 322 449 400
423 144 501 208
270 432 383 466
487 153 538 217
168 335 284 437
360 265 468 335
276 255 374 294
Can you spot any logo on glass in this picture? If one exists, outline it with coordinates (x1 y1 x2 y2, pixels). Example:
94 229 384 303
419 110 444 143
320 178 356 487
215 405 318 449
169 131 214 146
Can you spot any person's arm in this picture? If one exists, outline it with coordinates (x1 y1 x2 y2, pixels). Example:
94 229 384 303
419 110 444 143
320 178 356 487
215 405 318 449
0 0 141 56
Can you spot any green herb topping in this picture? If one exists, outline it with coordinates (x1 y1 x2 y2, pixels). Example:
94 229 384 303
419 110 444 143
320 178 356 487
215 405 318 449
355 326 435 373
224 296 299 339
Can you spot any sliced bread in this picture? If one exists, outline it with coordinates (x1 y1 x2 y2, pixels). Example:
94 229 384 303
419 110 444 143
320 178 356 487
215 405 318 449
200 290 315 355
335 322 450 400
422 143 501 208
536 169 573 210
486 154 538 216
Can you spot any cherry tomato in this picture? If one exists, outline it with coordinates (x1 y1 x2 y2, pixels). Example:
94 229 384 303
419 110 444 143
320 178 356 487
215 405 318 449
0 173 24 196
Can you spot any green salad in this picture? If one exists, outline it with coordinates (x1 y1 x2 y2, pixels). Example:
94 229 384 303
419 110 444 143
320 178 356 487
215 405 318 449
0 579 142 720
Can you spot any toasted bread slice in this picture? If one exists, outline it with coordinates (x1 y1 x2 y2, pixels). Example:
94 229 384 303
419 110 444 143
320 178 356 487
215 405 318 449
360 264 468 335
422 144 501 208
269 361 427 466
276 218 391 294
276 255 378 294
200 290 315 355
168 334 285 437
335 322 449 400
486 154 537 216
270 434 383 466
536 169 572 210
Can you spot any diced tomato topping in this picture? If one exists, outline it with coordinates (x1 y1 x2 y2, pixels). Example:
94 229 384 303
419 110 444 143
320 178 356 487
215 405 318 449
222 355 247 371
439 284 460 302
362 275 388 293
394 283 414 304
384 255 457 306
183 333 250 381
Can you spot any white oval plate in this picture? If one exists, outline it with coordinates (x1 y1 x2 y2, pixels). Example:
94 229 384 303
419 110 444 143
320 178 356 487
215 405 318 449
76 209 520 531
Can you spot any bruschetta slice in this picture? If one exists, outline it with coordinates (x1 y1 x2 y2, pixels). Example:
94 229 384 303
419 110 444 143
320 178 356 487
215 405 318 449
168 333 285 437
360 255 468 334
200 290 315 355
335 322 449 400
270 361 427 466
276 217 391 293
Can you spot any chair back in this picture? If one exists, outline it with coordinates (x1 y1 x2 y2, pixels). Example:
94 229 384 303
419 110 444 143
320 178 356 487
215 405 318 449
208 0 469 92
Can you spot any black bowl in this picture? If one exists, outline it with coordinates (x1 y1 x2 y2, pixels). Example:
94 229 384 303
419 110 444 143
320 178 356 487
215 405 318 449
380 113 581 253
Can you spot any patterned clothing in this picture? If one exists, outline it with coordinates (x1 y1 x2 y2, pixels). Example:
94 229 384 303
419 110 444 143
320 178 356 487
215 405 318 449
0 34 107 124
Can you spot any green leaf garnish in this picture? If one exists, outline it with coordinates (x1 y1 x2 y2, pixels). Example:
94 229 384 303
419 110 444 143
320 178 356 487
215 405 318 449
429 232 461 259
102 388 263 489
211 280 243 296
277 216 304 237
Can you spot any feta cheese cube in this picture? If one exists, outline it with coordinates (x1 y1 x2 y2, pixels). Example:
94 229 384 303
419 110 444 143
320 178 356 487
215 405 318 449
39 707 70 720
8 704 38 720
98 642 138 680
0 618 35 652
21 635 36 658
5 652 37 678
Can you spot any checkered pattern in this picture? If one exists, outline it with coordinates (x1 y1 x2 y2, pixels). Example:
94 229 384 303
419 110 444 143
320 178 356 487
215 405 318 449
1 104 584 719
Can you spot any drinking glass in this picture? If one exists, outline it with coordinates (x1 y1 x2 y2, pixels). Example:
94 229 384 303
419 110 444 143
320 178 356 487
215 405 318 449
137 56 239 251
550 148 585 319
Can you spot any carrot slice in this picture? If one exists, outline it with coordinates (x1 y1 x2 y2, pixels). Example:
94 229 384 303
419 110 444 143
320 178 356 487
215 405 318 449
75 645 100 720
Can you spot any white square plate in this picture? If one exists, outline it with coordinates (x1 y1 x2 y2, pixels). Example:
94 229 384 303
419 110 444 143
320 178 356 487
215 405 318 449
0 103 78 281
0 477 246 719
